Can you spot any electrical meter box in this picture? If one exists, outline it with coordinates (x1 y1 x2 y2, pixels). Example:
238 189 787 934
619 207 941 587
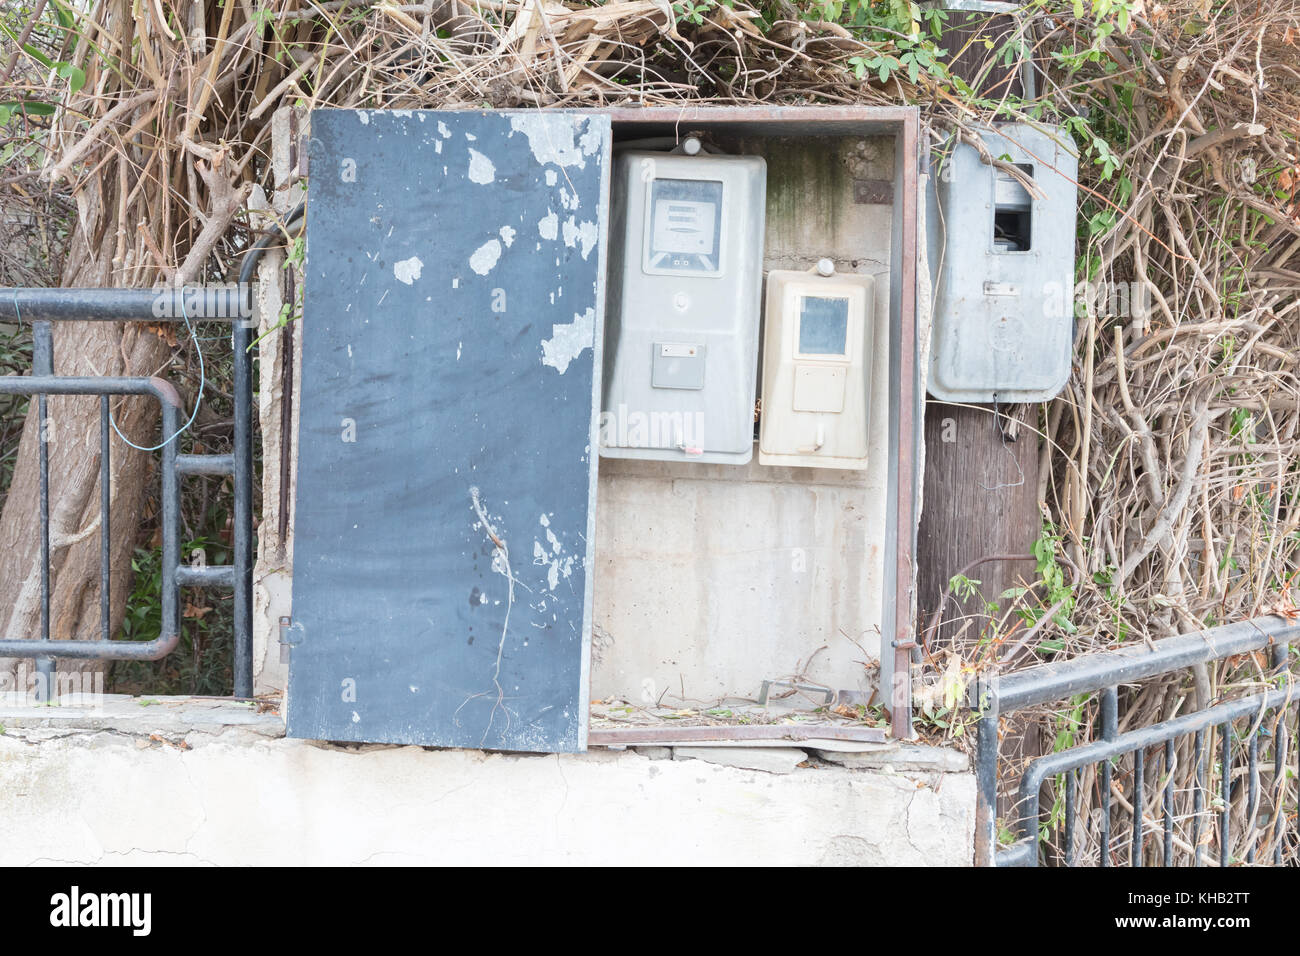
601 151 767 464
926 122 1079 403
759 267 875 469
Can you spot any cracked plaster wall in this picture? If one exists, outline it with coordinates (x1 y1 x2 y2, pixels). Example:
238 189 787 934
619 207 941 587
0 721 974 866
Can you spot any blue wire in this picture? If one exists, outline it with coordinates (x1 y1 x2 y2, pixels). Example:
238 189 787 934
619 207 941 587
109 291 204 451
12 288 205 451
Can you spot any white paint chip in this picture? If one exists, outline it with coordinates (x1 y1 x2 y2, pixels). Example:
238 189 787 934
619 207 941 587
540 307 595 374
509 114 589 168
469 239 502 276
393 256 423 285
468 148 496 184
538 210 558 241
499 225 516 247
561 217 599 259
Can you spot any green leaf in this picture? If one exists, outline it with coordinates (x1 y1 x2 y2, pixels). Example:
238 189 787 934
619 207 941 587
0 22 56 69
0 100 57 116
57 63 86 94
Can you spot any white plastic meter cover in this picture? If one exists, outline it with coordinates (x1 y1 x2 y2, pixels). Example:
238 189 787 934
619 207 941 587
926 122 1079 402
759 269 875 470
601 151 767 464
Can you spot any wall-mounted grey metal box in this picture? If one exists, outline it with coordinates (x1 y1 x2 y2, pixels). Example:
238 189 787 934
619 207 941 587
926 122 1079 402
600 151 767 464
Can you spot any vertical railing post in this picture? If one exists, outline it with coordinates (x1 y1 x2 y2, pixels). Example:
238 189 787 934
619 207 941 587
100 396 111 642
1221 726 1232 866
32 320 54 702
161 399 179 658
232 312 254 698
975 679 1000 866
1099 685 1117 865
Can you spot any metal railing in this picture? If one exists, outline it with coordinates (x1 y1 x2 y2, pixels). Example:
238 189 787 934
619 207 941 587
974 616 1300 866
0 287 254 698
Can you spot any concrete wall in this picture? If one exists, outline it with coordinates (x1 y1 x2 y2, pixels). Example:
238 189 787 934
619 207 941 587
0 699 974 866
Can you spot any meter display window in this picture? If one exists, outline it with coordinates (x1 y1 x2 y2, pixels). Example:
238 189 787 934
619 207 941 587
645 179 724 275
797 296 850 356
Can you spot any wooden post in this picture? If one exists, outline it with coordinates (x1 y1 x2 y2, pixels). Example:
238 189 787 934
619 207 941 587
917 400 1043 828
917 401 1041 650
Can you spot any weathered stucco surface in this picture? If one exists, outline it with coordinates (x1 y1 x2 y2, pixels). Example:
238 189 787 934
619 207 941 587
0 699 973 866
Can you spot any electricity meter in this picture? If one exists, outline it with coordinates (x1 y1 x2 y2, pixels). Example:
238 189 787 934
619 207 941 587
600 150 767 464
927 122 1079 402
759 261 875 470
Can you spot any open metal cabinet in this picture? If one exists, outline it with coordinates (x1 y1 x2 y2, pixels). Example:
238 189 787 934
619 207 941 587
285 106 922 750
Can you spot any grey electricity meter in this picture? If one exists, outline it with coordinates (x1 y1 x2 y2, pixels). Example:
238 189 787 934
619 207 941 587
926 123 1079 402
601 150 767 464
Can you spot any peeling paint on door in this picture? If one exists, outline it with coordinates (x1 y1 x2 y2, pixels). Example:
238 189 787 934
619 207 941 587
290 109 611 752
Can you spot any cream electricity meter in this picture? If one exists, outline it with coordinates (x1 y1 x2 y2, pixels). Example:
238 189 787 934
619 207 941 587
759 262 875 470
601 149 767 464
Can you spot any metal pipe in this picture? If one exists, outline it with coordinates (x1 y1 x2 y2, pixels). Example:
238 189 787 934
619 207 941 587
1064 770 1076 866
232 295 253 698
1132 748 1144 865
1221 726 1232 867
100 396 110 644
1193 729 1206 867
176 453 234 475
974 688 1000 866
0 287 247 322
161 398 180 667
0 633 179 660
1246 728 1259 863
0 378 181 664
991 617 1300 713
0 376 183 401
1100 686 1117 866
177 565 236 588
1163 738 1174 867
1274 718 1287 866
33 321 53 700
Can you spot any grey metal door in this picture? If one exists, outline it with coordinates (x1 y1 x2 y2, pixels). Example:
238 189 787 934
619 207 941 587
287 109 610 751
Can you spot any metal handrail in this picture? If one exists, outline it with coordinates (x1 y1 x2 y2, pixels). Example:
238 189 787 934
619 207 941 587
973 615 1300 866
0 286 254 697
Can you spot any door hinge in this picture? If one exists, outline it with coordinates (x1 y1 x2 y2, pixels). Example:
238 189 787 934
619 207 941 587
278 615 304 662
